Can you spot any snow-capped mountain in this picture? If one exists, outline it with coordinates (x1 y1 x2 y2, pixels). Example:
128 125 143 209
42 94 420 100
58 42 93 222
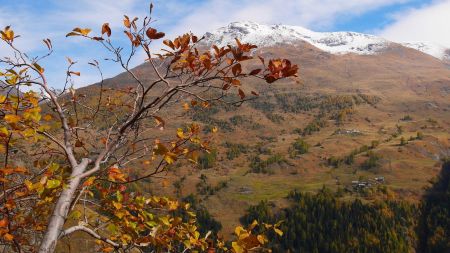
401 42 450 60
202 21 449 60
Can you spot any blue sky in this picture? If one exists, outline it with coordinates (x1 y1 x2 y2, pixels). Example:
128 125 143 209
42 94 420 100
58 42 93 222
1 0 449 89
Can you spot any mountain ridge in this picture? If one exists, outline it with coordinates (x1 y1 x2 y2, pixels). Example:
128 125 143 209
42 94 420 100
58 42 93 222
202 21 450 60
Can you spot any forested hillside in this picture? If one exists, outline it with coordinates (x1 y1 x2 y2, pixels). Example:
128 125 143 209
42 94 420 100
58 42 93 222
238 160 450 253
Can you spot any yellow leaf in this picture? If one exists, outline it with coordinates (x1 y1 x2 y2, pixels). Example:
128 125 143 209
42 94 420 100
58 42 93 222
274 227 283 236
168 201 178 211
159 216 170 226
0 127 9 137
232 242 244 253
249 220 258 230
46 179 61 189
177 128 185 139
164 152 177 164
212 126 218 133
66 27 91 37
235 226 244 236
24 179 33 190
69 210 82 220
33 62 44 73
5 114 20 124
1 26 14 42
257 234 267 244
74 27 91 36
112 201 122 210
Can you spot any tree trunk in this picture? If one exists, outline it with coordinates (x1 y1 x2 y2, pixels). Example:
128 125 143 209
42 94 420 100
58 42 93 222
38 160 89 253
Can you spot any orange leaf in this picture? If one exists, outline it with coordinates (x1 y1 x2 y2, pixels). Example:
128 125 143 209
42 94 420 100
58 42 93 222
0 218 8 228
3 233 13 241
103 247 114 253
123 15 131 28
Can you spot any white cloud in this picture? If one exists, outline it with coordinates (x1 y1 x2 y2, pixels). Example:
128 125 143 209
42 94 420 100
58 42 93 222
165 0 410 37
0 0 151 88
379 0 450 46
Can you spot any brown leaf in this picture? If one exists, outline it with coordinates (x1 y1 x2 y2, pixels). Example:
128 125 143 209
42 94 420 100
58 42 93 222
265 75 277 83
163 39 175 50
232 63 242 76
231 79 241 86
43 38 52 50
124 31 133 42
153 116 165 129
68 71 81 76
102 23 111 37
238 88 245 99
258 56 265 65
75 140 83 147
249 68 261 75
146 27 165 40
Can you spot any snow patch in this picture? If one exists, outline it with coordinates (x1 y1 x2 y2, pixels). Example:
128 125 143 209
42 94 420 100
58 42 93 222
401 42 449 60
202 21 449 60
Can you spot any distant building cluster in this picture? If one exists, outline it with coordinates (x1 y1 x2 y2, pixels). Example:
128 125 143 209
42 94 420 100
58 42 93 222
351 176 385 190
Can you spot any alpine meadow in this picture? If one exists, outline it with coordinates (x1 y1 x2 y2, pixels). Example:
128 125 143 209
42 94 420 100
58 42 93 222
0 1 449 253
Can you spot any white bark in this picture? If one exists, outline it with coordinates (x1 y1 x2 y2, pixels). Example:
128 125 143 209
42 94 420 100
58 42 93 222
38 159 89 253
